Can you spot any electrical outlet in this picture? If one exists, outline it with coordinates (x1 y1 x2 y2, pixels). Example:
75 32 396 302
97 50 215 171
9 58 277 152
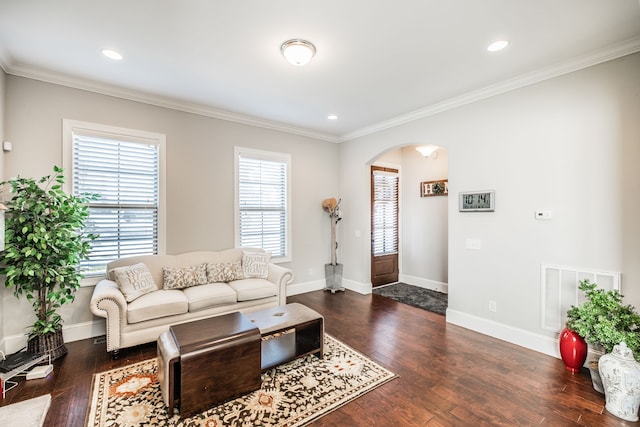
535 210 553 220
489 300 497 312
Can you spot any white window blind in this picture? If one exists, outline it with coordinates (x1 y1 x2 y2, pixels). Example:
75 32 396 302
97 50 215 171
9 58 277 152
72 134 160 276
372 168 399 256
237 150 289 258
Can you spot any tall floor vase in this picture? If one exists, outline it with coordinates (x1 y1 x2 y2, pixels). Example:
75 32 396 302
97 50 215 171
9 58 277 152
559 327 588 373
599 342 640 422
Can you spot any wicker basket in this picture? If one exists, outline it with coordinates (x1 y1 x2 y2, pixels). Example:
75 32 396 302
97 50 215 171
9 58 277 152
27 330 68 361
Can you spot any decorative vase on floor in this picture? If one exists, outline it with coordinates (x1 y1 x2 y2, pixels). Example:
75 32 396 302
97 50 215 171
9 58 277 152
599 342 640 422
559 327 588 373
324 263 345 293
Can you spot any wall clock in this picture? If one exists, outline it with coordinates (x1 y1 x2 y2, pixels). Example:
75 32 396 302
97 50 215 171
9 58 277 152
459 190 495 212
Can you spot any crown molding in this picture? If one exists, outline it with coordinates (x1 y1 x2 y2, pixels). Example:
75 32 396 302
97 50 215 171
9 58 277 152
3 36 639 145
4 63 342 143
339 36 640 142
0 45 10 74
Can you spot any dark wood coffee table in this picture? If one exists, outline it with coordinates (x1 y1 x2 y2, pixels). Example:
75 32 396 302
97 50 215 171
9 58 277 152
247 302 324 370
157 303 324 417
160 312 261 417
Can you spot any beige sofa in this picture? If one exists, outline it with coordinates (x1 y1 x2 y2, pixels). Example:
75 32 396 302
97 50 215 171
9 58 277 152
89 248 293 355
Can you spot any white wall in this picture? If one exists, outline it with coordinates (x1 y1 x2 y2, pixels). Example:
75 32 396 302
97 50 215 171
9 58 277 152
400 146 448 287
1 76 339 351
338 53 640 357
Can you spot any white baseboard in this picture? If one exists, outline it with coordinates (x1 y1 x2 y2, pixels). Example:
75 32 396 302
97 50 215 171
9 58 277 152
288 279 372 296
398 274 448 293
1 320 106 354
63 319 106 343
446 308 560 359
343 279 371 294
289 275 448 298
286 280 325 296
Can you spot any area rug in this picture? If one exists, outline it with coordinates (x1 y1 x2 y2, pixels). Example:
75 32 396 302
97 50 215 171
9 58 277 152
86 334 396 427
373 282 448 315
0 393 51 427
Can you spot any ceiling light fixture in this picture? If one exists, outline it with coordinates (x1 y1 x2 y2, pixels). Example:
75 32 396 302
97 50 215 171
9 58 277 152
487 40 509 52
327 114 338 120
102 49 123 60
281 39 316 66
416 145 440 158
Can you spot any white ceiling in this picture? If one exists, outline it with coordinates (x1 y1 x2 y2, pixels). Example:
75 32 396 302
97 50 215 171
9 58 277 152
1 0 639 142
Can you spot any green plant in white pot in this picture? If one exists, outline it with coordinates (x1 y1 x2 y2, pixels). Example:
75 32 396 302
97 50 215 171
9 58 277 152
0 166 98 360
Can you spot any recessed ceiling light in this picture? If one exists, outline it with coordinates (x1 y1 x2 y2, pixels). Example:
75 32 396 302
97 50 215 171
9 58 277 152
487 40 509 52
327 114 338 120
102 49 123 60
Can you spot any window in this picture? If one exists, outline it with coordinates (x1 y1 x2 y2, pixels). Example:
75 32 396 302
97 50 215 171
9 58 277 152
63 120 166 280
371 167 399 256
235 147 291 261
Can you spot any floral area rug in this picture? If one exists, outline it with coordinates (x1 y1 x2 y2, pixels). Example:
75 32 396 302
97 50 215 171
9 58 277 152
86 334 396 427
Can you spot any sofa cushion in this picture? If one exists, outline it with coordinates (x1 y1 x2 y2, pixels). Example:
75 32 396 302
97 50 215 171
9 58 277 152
207 262 245 283
112 263 159 302
242 251 271 279
182 283 238 312
127 290 188 324
163 264 208 289
228 278 277 301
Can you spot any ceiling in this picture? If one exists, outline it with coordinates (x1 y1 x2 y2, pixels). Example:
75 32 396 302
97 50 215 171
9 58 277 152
1 1 639 143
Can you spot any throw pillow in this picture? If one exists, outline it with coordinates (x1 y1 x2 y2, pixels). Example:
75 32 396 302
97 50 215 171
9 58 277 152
112 263 158 302
207 262 245 283
163 264 208 290
242 251 271 279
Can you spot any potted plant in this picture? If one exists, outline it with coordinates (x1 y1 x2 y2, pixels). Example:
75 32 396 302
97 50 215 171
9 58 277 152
0 166 98 360
565 279 640 392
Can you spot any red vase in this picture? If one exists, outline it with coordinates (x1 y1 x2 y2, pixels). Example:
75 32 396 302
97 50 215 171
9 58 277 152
559 327 588 373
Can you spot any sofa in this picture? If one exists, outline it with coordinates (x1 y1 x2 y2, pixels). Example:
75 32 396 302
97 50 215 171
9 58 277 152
89 248 294 354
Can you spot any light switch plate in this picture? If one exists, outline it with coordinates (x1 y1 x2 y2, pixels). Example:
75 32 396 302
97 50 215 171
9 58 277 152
466 238 481 250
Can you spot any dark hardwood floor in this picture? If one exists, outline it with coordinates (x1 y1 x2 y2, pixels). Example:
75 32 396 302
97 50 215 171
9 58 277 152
1 290 629 426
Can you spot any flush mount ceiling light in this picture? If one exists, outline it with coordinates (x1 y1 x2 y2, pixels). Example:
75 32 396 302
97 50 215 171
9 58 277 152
487 40 509 52
416 145 440 158
101 48 123 60
327 114 338 120
281 39 316 66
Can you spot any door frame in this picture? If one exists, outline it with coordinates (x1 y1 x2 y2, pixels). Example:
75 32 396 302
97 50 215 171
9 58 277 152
370 165 399 287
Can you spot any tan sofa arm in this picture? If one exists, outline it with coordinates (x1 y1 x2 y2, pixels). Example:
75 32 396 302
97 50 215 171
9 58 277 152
90 279 128 352
267 263 294 306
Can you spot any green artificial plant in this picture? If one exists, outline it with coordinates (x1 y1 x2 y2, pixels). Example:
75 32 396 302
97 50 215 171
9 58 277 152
566 279 640 361
0 166 98 339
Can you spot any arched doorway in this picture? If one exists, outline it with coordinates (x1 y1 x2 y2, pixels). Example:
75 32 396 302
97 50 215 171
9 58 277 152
369 144 449 294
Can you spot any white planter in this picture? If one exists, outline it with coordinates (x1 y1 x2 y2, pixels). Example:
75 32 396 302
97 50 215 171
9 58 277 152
599 342 640 422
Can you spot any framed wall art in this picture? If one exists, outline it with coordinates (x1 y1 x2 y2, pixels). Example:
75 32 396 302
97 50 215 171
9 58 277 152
420 179 448 197
459 190 495 212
